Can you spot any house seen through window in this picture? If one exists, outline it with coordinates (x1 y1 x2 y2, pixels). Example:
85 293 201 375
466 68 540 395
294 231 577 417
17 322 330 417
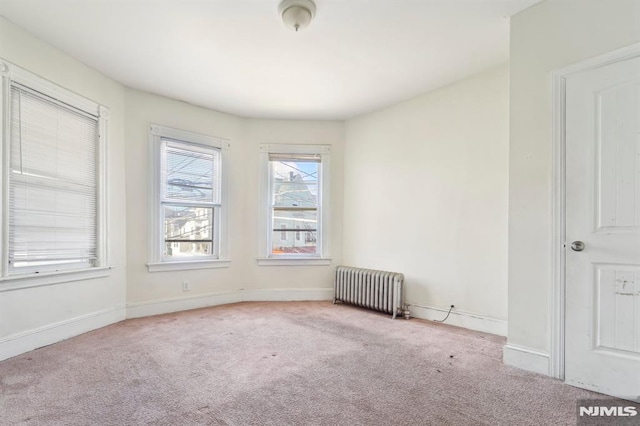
269 153 322 257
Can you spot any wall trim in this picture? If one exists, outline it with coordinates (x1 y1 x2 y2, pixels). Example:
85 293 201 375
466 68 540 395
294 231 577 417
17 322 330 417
1 289 509 362
126 290 243 318
408 303 507 336
0 288 333 361
242 287 333 301
126 287 333 319
550 63 567 381
503 344 550 376
0 306 125 361
550 42 640 381
147 123 230 269
258 144 331 261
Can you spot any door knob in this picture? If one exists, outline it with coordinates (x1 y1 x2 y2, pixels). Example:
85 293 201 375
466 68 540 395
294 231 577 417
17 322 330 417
570 241 585 252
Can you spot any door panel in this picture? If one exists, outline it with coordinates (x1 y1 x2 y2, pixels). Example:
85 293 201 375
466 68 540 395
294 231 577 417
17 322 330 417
595 265 640 354
596 82 640 231
565 55 640 402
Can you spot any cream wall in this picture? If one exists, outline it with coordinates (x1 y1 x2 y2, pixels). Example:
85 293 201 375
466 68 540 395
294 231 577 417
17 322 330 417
0 12 504 354
0 14 345 357
124 89 243 304
0 17 127 353
508 0 640 359
11 0 632 364
343 65 509 331
240 119 344 291
124 89 344 308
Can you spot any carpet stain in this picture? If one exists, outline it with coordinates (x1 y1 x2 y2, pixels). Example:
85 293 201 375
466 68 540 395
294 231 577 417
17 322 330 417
0 301 633 426
2 373 36 389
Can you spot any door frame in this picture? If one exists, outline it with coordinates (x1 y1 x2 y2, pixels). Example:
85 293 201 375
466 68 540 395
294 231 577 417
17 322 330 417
550 42 640 380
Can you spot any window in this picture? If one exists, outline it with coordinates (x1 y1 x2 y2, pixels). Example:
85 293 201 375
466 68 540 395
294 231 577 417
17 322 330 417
0 59 109 286
258 144 331 265
147 125 229 272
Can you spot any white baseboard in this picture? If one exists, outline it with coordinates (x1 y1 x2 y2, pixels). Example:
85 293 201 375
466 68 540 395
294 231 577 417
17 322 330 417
408 303 508 336
503 344 550 376
2 290 511 363
126 287 333 319
126 290 243 319
242 288 333 302
0 288 333 361
0 306 125 361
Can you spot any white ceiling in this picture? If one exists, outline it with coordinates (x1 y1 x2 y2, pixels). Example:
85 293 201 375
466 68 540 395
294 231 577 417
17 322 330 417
0 0 540 120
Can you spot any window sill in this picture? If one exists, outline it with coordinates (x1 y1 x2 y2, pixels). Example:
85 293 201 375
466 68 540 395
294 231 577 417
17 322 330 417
257 258 332 266
146 259 231 273
0 266 112 292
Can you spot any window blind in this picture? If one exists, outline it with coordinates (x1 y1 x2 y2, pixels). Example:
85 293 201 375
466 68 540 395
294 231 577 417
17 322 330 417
8 84 99 271
162 140 220 204
268 153 320 163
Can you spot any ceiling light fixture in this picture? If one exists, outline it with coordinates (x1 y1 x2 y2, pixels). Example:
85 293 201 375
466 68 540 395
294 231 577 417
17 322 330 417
278 0 316 32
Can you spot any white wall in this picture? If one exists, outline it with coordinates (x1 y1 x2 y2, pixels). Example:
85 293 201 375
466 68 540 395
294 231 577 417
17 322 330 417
507 0 640 368
343 65 509 334
124 89 344 313
124 89 242 306
0 15 345 357
240 119 344 291
0 17 128 358
14 0 625 361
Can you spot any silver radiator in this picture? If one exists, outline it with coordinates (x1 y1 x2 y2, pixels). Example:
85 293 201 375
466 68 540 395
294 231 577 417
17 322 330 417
333 266 405 319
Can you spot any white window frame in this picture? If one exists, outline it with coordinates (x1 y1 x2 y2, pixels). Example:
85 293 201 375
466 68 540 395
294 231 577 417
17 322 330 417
258 144 331 266
0 59 110 291
146 124 230 272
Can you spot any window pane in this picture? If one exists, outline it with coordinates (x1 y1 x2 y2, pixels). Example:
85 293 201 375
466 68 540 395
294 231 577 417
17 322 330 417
164 205 213 257
271 160 318 208
164 141 220 203
272 230 317 255
272 209 317 232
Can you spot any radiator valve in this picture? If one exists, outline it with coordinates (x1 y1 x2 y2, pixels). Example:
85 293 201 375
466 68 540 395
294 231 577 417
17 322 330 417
403 306 411 320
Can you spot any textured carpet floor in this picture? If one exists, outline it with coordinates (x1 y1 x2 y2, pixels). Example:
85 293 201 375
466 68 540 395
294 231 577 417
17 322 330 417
0 301 628 425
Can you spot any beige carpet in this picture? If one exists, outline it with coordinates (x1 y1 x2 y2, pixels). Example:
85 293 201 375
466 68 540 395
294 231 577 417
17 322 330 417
0 301 627 425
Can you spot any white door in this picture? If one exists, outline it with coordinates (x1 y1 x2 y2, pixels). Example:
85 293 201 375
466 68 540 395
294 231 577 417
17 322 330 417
565 54 640 402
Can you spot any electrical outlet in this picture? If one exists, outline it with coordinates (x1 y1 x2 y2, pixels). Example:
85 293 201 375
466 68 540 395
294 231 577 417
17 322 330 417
182 281 190 292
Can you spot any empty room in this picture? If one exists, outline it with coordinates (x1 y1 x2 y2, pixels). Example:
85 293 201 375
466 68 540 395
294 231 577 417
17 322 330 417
0 0 639 424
